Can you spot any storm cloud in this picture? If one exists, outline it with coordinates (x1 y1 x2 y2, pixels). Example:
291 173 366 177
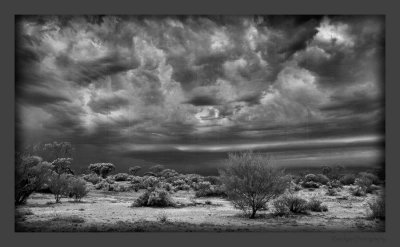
16 15 384 160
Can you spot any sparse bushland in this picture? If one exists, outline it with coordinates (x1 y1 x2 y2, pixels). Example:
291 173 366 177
219 152 290 219
88 163 115 178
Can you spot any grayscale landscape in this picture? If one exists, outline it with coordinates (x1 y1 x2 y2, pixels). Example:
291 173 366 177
15 15 385 232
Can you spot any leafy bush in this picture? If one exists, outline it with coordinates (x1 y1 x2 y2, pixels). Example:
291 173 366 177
302 181 320 188
304 173 329 185
88 163 115 178
174 184 191 191
158 181 174 192
307 197 328 212
368 196 385 220
94 180 111 191
350 186 366 197
355 177 373 193
142 176 160 188
322 165 344 180
219 152 290 218
203 176 221 185
128 166 141 176
172 179 186 187
48 173 71 203
110 183 132 192
68 177 88 201
340 174 356 185
159 169 180 178
148 165 165 176
273 198 290 216
132 187 175 207
83 173 101 185
51 158 74 175
327 179 342 188
326 188 338 196
194 182 226 197
15 155 53 205
113 173 130 181
358 172 380 185
157 212 169 223
281 194 309 214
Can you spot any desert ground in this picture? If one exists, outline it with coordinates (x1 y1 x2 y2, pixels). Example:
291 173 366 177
15 180 385 232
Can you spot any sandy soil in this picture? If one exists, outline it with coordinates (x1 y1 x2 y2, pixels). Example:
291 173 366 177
15 182 385 232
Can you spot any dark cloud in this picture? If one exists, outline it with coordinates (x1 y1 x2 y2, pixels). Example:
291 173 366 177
15 15 384 163
185 95 221 106
87 95 130 114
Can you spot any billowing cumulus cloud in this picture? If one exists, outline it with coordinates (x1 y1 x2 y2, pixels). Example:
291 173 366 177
16 15 384 164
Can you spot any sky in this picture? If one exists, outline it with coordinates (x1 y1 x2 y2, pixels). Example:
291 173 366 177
15 15 385 173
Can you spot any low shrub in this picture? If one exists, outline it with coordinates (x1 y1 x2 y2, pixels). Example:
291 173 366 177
174 184 191 191
358 172 380 185
132 187 175 207
142 176 160 189
340 174 356 185
273 198 290 216
307 198 328 212
110 183 132 192
368 196 385 220
304 173 329 184
326 188 338 196
113 173 130 181
282 194 309 214
302 181 320 188
203 176 221 185
327 179 342 188
48 173 70 203
94 180 110 191
194 182 225 197
68 177 88 201
130 176 143 184
350 186 366 197
158 181 174 192
83 173 102 185
355 177 373 193
157 212 169 223
322 165 344 180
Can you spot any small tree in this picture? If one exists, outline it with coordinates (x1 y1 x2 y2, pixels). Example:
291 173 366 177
51 158 74 175
32 142 74 162
88 163 115 178
48 173 70 203
15 155 53 205
68 177 88 202
149 165 165 176
219 152 290 218
128 166 141 176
